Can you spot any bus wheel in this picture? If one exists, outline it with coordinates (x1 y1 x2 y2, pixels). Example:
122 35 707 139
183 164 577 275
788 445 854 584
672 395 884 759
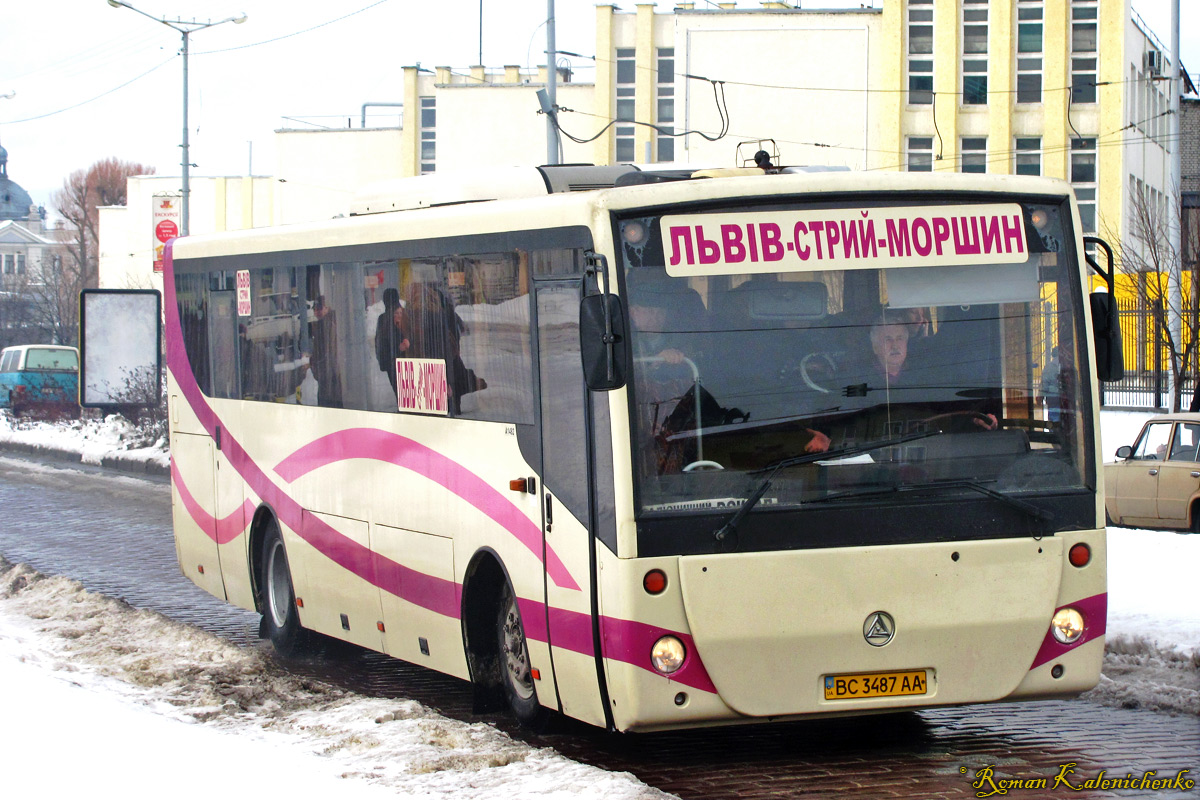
496 581 546 727
262 522 307 657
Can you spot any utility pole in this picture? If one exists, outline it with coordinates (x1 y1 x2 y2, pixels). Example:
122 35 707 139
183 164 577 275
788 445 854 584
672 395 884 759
545 0 560 165
1168 0 1182 408
108 1 246 237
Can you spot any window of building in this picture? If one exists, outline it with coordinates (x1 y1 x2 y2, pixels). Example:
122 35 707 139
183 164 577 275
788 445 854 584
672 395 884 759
961 137 987 173
963 60 988 105
1 254 12 275
962 0 988 105
1071 137 1097 232
14 254 24 275
1015 137 1042 176
1016 0 1043 103
420 97 436 174
907 0 933 105
1071 1 1098 104
616 47 636 162
908 137 934 172
657 48 674 162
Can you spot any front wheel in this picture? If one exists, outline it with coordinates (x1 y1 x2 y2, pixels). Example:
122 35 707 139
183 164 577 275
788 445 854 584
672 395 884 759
496 581 546 727
261 521 308 657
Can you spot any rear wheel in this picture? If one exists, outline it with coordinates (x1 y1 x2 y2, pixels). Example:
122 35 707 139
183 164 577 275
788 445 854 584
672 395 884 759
495 581 546 727
261 521 307 657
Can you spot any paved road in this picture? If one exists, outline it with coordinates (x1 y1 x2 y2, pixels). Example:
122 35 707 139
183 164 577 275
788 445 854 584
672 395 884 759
1 453 1196 800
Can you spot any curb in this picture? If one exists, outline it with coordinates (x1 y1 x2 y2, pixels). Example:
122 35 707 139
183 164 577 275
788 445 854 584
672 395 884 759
0 439 170 478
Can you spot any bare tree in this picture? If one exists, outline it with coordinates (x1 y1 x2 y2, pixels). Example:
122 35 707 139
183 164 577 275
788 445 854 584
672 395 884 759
1114 183 1200 412
50 157 155 301
20 252 81 347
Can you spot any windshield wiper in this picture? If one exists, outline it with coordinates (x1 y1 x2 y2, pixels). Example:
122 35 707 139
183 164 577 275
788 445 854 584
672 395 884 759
711 429 947 549
804 479 1054 523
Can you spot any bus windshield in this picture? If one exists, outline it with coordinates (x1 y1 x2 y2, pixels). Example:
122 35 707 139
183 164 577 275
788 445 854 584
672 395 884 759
618 197 1093 542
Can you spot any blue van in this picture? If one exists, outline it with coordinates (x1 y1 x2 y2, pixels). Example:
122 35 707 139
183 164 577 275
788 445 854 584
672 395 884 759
0 344 80 415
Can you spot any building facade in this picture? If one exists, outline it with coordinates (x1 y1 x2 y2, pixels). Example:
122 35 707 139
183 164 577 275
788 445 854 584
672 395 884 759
0 143 68 347
100 1 1194 296
585 0 1187 250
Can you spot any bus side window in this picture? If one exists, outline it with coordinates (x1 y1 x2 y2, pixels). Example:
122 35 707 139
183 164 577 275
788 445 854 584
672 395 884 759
453 252 534 424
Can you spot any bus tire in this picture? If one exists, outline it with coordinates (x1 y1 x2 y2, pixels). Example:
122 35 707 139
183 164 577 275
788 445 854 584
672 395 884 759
261 521 307 657
496 580 546 727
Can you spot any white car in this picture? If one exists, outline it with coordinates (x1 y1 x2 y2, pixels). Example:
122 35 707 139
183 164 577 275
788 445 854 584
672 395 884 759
1105 413 1200 531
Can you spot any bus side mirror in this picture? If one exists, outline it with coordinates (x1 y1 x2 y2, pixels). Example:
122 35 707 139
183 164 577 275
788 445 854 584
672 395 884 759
1090 291 1124 382
579 294 627 391
79 289 163 414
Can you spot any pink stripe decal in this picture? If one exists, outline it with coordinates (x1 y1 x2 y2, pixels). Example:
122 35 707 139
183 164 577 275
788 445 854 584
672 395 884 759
601 614 717 694
170 457 255 545
165 243 712 691
273 429 579 592
1029 592 1107 670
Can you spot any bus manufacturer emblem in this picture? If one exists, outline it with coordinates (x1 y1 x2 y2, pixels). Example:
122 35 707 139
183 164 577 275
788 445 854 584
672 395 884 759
863 611 895 647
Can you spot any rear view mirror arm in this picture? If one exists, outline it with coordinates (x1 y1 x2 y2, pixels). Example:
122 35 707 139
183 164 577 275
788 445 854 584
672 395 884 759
587 251 617 383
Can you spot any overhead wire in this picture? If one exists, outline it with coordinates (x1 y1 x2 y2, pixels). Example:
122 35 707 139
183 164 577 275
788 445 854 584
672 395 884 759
192 0 394 55
1 56 176 125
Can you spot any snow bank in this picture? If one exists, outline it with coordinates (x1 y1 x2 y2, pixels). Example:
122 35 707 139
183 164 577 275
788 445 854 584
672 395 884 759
0 559 671 799
0 411 169 471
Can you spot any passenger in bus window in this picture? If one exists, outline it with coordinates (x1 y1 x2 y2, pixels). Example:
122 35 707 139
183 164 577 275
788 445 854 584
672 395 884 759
308 296 343 408
374 288 410 393
1038 346 1062 423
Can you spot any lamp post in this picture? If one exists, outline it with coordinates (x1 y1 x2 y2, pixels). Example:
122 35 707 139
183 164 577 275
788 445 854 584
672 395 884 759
107 0 246 237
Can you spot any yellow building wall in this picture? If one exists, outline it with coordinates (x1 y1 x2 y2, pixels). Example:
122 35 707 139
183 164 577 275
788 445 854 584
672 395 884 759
878 0 904 168
1043 0 1069 180
988 0 1015 175
594 4 616 166
1097 0 1128 243
932 0 959 170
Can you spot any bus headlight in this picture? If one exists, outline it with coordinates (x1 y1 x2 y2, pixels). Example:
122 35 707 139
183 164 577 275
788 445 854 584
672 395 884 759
1050 608 1085 644
651 635 686 675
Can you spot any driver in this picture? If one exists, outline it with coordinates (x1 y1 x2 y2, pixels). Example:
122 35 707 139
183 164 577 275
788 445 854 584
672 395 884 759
809 311 997 454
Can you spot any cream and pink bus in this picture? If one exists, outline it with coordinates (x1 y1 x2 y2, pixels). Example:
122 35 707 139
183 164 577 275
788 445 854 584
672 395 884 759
159 164 1119 731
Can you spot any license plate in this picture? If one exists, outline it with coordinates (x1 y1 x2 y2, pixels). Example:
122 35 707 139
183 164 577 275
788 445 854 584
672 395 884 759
823 669 929 700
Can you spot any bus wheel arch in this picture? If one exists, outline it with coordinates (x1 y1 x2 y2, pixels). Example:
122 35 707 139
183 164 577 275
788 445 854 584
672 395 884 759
460 549 507 713
250 506 309 656
461 549 548 726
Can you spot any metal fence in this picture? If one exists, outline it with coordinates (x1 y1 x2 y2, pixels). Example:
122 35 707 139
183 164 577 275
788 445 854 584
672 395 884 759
1099 297 1196 410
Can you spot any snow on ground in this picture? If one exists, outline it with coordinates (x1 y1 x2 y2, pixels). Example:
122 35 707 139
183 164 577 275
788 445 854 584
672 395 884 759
0 412 169 470
0 558 670 800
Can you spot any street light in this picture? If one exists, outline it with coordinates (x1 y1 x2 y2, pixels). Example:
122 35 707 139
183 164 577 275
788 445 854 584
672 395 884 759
107 0 246 237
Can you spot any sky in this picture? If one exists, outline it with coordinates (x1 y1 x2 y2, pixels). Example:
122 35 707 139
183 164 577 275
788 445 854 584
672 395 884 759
0 1 1197 215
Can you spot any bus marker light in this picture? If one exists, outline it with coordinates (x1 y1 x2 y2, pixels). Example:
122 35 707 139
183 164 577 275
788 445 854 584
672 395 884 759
509 478 528 492
197 564 205 575
377 621 385 632
1068 543 1091 567
651 636 686 675
1050 608 1084 644
643 569 668 595
295 597 304 608
531 668 541 680
622 221 647 244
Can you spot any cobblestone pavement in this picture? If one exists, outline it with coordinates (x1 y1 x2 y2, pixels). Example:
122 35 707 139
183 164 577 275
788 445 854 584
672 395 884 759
1 453 1196 800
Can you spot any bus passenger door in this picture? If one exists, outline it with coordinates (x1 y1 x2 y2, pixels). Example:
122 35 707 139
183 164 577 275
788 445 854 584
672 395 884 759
534 282 608 728
170 433 229 600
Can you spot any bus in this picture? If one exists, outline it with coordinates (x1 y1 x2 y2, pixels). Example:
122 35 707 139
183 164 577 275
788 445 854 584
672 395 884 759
161 164 1118 732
